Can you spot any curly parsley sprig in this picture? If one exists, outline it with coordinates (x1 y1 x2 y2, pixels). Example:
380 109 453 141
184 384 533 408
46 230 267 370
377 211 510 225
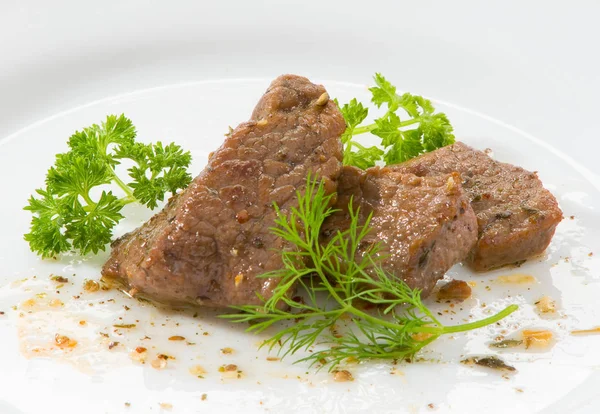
221 176 518 370
24 114 192 258
338 73 456 168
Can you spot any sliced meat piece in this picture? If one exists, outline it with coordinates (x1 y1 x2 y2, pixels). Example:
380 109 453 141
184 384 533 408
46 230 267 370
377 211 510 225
321 166 477 298
392 142 563 270
101 75 345 308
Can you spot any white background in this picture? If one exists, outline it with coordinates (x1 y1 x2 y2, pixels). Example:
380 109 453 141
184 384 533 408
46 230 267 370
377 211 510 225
1 2 599 413
1 1 598 176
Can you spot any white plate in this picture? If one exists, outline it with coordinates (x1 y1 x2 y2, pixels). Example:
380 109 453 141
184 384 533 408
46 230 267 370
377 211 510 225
1 3 600 414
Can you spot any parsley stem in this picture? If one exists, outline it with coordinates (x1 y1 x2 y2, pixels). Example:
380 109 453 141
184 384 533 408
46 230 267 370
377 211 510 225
352 118 420 136
108 166 136 200
351 123 378 135
399 118 420 127
118 195 137 206
81 192 96 208
348 141 370 151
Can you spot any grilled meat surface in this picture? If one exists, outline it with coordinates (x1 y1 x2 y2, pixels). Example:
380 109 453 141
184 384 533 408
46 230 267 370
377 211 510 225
102 75 345 308
392 142 563 270
321 165 478 297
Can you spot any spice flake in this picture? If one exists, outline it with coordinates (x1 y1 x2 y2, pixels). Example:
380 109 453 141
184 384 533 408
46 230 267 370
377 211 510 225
461 356 516 372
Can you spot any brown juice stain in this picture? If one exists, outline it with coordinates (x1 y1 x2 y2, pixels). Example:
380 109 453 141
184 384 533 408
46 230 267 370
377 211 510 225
571 327 600 336
496 273 537 284
15 295 129 375
6 278 257 382
521 329 554 350
534 296 556 314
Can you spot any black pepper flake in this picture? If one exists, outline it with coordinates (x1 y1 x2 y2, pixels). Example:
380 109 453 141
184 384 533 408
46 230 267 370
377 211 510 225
320 228 333 238
251 237 264 248
495 211 512 219
0 311 4 315
291 296 305 305
108 341 120 350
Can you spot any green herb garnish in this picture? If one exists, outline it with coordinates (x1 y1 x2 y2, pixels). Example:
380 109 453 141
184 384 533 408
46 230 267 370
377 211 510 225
222 176 517 370
338 73 455 168
24 114 192 258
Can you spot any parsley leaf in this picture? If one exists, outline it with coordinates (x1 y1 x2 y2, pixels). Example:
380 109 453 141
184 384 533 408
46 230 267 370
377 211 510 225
23 189 73 257
338 73 455 168
65 191 124 255
372 112 401 147
24 114 193 258
335 98 382 168
345 145 385 170
117 141 193 209
337 98 369 136
370 72 399 109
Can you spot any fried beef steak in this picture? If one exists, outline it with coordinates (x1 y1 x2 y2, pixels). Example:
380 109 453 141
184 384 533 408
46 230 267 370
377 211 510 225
392 142 563 270
321 166 478 298
102 75 345 308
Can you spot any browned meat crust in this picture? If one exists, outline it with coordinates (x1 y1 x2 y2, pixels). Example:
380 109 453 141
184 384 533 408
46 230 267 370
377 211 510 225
392 142 563 270
321 166 478 297
102 75 345 308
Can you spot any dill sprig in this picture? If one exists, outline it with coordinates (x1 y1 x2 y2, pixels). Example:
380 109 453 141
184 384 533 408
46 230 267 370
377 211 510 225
221 175 518 370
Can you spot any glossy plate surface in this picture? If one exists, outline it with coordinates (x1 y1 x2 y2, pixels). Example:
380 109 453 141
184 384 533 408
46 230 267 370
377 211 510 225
1 2 599 413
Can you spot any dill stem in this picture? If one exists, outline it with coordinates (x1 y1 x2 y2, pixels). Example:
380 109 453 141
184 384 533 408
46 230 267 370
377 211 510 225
312 251 431 336
309 231 519 338
440 304 519 334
